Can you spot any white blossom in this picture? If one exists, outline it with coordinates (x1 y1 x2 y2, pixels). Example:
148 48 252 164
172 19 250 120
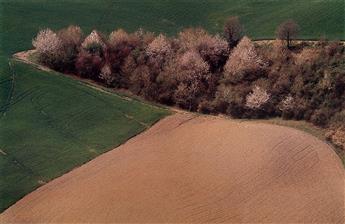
99 64 114 86
178 29 229 57
146 34 172 57
224 36 266 76
246 86 270 109
179 50 209 78
294 48 320 65
109 29 130 47
82 30 106 49
279 95 294 111
32 28 62 55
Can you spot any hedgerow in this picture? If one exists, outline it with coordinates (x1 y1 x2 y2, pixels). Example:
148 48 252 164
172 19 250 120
32 19 345 149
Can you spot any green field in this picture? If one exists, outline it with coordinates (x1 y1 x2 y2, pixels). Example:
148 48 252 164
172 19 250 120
1 0 344 58
0 57 169 211
0 0 344 213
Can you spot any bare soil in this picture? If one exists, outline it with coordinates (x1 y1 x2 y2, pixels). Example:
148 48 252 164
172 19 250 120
13 50 52 72
1 113 344 223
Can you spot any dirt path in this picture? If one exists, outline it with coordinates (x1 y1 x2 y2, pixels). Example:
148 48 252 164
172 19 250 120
1 113 344 223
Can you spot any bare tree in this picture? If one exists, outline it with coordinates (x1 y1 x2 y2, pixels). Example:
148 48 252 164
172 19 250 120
276 20 300 49
223 16 244 48
58 25 83 47
174 50 210 110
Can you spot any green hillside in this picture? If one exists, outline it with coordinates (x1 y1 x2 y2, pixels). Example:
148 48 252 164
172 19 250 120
0 57 169 212
1 0 344 58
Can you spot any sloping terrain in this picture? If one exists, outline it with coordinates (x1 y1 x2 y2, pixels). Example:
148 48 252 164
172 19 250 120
1 0 344 217
1 113 343 223
0 59 169 212
1 0 344 50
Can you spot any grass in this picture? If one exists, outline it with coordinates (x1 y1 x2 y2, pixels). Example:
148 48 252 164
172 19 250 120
0 0 344 213
0 0 344 58
254 118 327 141
0 57 169 212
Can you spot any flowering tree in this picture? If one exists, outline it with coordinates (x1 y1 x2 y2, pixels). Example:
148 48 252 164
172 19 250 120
224 36 266 82
197 35 228 58
99 64 114 86
129 65 152 96
294 48 320 65
81 30 106 54
107 29 139 74
270 39 292 64
245 86 270 109
55 25 84 71
178 28 209 51
32 28 62 55
134 28 155 46
58 25 83 47
32 28 65 68
196 34 229 71
326 124 345 150
145 34 172 71
179 50 209 75
146 34 172 58
174 50 210 110
178 28 229 71
109 29 130 47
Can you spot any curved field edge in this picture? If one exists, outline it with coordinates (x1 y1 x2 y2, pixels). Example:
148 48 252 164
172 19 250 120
15 51 345 167
0 58 170 212
1 114 344 223
0 0 343 216
237 117 345 167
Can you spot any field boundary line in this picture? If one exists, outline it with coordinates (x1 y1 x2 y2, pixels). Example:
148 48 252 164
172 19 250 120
11 52 169 129
0 60 16 118
12 52 171 113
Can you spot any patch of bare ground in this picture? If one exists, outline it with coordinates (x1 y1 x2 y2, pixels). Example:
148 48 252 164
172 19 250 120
0 149 7 156
13 50 51 72
1 113 344 223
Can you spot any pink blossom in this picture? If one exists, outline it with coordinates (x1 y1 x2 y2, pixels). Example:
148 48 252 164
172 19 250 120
109 29 130 47
32 29 62 55
99 64 114 86
246 86 270 109
294 48 320 65
224 36 266 77
179 50 209 79
82 30 106 49
178 28 229 57
146 34 172 57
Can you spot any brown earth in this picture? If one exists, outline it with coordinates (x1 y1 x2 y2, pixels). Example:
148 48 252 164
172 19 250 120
1 113 344 223
13 50 52 72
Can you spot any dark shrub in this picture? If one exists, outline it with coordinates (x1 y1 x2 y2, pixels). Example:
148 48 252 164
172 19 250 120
223 16 244 48
57 25 83 71
75 51 103 79
198 100 215 114
310 108 331 127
